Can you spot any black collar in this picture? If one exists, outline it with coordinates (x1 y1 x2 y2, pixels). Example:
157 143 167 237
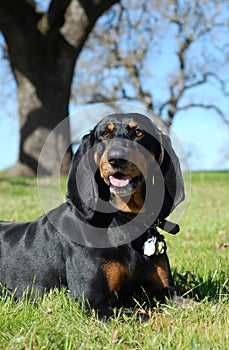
118 211 180 235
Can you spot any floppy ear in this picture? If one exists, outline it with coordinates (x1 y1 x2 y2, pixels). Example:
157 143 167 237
156 131 185 220
66 133 98 221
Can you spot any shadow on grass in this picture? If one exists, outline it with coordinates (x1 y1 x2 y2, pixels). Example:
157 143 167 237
173 268 228 302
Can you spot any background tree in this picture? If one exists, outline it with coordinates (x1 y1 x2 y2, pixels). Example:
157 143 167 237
0 0 119 176
73 0 229 134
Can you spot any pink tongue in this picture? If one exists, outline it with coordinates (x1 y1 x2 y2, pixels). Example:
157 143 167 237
109 175 131 188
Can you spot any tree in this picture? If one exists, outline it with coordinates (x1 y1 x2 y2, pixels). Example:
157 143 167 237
72 0 229 134
0 0 119 176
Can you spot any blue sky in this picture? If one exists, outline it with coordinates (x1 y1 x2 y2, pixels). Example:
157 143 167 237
172 110 229 170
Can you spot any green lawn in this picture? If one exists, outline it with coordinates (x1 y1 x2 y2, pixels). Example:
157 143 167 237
0 172 228 350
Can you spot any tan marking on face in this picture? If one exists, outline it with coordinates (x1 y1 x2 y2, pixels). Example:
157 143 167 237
94 150 100 166
128 120 137 129
107 123 115 132
97 140 156 213
98 145 143 180
102 261 132 293
151 152 155 160
127 149 148 177
98 148 113 181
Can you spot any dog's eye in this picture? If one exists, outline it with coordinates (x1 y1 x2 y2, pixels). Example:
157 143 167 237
134 129 144 138
101 130 110 138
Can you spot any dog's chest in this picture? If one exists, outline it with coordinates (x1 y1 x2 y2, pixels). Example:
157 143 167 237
101 248 147 294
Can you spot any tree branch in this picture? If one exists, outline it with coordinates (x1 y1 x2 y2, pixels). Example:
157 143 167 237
161 2 221 126
159 70 229 118
60 0 119 50
178 103 229 126
71 0 229 131
0 0 39 33
185 72 229 95
36 0 71 35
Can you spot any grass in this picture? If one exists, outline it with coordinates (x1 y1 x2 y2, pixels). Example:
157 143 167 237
0 171 228 349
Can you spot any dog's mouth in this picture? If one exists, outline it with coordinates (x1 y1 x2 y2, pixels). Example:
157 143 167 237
109 172 131 188
105 172 143 197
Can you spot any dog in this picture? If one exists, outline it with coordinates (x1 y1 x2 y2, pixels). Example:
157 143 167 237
0 113 184 318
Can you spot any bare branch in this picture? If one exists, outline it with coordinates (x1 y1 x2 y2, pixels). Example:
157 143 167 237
37 0 71 35
178 104 229 126
185 72 229 95
72 0 229 130
159 70 229 118
60 0 119 49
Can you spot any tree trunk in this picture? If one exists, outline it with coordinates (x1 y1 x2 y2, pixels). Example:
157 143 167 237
0 0 119 176
8 36 75 176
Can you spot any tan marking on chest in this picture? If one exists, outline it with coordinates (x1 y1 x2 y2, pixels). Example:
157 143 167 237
102 261 131 292
144 256 170 288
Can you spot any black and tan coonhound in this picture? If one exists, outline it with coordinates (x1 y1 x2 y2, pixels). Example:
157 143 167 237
0 113 184 318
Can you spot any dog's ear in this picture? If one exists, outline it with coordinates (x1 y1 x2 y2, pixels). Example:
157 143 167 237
66 133 98 221
155 131 185 220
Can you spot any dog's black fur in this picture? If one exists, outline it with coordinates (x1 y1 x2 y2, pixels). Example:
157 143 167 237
0 113 184 318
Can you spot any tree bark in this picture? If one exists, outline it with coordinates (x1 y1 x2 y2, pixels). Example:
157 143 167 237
0 0 119 175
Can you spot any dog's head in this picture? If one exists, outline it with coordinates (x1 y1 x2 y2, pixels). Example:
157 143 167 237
67 113 184 223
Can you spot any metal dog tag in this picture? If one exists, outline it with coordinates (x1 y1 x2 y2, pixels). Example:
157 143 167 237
143 236 157 256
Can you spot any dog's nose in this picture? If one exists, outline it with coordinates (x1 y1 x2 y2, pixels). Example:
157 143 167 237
107 148 129 168
108 158 128 168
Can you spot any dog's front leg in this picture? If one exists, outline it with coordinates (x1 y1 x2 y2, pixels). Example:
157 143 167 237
141 253 175 302
66 259 117 320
